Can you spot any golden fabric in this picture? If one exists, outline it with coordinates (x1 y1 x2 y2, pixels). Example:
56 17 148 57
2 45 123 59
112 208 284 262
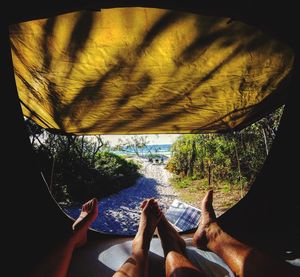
9 7 294 134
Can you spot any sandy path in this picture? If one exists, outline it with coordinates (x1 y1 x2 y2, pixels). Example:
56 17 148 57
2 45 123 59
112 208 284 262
64 157 177 235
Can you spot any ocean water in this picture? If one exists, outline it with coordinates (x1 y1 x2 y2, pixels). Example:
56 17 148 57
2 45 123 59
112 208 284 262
112 144 172 156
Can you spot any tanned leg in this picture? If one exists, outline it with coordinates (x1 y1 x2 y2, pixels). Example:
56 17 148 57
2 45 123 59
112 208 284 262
30 198 98 277
113 199 162 277
193 190 300 277
157 211 208 277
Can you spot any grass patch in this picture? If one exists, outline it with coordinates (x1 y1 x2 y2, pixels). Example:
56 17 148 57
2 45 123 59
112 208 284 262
170 176 249 216
221 181 232 193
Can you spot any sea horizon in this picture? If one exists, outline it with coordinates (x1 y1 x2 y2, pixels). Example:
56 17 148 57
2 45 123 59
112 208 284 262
111 143 172 156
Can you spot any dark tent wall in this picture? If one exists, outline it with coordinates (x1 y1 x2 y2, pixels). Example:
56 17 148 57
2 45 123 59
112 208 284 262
2 1 300 274
2 31 73 273
217 61 300 256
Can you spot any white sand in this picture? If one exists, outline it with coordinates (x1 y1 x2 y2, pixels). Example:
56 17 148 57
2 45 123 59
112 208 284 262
88 156 178 234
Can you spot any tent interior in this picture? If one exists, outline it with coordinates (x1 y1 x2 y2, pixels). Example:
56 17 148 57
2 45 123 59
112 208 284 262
3 1 300 275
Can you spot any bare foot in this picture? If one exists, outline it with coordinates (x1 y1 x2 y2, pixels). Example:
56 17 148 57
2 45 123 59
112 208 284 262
157 213 186 257
193 190 219 250
71 198 98 249
132 199 162 255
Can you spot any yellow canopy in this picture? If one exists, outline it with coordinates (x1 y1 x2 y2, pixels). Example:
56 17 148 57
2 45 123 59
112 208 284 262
10 7 294 135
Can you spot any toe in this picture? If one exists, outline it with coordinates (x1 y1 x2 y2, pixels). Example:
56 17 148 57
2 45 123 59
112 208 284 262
202 190 216 219
140 199 149 209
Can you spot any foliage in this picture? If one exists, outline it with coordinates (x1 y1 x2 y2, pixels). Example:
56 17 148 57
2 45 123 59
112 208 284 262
26 125 141 204
95 151 140 177
166 106 284 191
114 135 150 156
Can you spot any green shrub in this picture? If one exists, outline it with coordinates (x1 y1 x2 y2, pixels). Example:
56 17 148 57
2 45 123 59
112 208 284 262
221 181 232 193
33 139 140 204
177 178 191 188
95 151 140 177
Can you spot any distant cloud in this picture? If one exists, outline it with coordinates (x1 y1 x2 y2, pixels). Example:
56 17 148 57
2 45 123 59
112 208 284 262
101 134 180 146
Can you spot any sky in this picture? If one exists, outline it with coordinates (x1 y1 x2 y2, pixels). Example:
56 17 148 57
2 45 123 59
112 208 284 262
101 134 181 146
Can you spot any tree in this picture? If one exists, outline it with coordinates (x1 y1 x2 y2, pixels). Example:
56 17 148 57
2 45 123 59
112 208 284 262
114 135 149 157
27 121 140 203
166 106 284 189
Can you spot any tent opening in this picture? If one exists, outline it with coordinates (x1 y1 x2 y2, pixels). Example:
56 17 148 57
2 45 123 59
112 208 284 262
25 105 284 235
9 4 296 245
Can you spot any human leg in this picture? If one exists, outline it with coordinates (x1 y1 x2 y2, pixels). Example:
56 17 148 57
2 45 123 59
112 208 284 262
113 199 162 277
157 211 208 277
193 190 300 277
30 198 98 277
